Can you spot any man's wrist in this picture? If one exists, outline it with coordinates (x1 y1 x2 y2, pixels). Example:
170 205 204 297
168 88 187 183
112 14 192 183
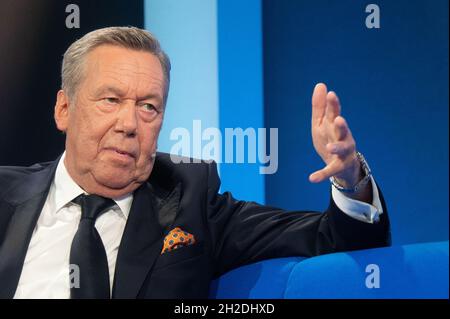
330 152 372 194
334 160 363 189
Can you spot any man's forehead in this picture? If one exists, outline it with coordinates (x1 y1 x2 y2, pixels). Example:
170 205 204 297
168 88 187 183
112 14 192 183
86 45 164 79
84 45 165 98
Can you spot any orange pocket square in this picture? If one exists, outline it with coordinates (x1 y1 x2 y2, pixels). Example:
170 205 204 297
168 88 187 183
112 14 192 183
161 227 196 254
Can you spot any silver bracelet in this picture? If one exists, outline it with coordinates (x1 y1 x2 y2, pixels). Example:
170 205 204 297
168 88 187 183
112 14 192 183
330 151 372 193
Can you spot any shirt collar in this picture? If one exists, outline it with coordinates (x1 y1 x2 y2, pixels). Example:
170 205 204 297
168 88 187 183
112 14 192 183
54 152 133 219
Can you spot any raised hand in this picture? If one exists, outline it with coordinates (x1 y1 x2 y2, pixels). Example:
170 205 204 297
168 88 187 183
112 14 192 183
309 83 362 189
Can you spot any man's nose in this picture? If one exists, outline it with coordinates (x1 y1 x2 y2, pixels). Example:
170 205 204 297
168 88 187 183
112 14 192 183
115 101 138 137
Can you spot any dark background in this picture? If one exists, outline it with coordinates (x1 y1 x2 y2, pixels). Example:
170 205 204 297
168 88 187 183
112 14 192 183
0 0 144 166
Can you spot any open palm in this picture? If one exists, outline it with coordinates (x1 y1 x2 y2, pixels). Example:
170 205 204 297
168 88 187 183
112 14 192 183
309 83 360 186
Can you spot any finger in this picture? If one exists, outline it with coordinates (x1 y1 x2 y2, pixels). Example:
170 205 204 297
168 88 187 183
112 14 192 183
333 116 349 140
312 83 327 125
326 141 355 157
309 161 344 183
325 91 341 122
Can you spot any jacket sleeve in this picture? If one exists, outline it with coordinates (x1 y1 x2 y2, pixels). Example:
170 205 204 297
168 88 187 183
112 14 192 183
205 161 391 277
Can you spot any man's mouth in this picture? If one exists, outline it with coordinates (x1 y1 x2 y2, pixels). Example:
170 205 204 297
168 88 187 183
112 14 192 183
105 147 136 159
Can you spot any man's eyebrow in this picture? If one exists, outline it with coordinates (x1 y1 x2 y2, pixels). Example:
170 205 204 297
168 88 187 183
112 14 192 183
93 86 163 104
139 93 163 103
93 86 126 97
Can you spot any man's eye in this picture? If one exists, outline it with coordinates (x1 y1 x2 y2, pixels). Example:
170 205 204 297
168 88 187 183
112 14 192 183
104 97 119 104
141 103 157 112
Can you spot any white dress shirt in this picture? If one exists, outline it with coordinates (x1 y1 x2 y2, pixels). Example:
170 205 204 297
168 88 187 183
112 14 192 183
14 153 133 299
14 153 382 299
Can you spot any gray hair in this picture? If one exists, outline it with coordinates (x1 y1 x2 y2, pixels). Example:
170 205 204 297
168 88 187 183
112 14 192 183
61 26 171 105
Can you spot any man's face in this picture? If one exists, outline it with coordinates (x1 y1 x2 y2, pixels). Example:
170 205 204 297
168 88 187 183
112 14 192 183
54 45 165 198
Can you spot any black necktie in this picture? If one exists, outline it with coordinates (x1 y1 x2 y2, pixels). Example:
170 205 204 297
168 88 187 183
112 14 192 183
70 194 115 299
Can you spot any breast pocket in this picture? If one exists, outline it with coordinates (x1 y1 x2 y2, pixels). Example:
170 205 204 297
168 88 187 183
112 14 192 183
153 241 205 270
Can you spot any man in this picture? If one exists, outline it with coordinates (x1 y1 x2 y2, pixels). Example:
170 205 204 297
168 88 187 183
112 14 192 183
0 27 390 299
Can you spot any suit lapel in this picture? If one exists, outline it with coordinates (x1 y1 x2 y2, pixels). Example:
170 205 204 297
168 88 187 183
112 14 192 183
0 160 58 298
112 181 182 298
155 182 181 232
112 182 166 298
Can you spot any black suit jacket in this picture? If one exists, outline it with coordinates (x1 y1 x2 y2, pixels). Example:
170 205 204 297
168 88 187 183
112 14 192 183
0 153 390 298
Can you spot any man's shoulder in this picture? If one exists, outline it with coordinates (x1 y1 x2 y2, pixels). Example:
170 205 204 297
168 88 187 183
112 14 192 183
154 152 215 169
0 161 55 195
0 161 53 177
151 152 217 187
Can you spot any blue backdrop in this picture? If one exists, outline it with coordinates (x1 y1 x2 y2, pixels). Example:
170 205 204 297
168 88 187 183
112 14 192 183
263 0 449 245
145 0 448 245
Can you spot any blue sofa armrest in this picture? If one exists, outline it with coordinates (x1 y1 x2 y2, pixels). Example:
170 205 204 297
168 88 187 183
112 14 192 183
210 241 449 299
285 241 448 298
209 257 305 298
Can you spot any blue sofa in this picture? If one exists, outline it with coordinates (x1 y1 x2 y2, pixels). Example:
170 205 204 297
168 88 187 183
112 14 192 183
209 241 449 299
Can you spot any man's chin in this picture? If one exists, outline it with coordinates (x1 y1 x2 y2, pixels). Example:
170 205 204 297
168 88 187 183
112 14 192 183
97 175 136 188
90 180 140 198
89 164 152 197
91 172 139 196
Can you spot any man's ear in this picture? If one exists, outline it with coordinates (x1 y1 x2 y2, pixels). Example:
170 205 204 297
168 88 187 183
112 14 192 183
54 90 70 133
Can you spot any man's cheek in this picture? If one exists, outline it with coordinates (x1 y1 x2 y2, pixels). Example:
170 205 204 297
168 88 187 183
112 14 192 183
140 134 158 153
134 158 153 182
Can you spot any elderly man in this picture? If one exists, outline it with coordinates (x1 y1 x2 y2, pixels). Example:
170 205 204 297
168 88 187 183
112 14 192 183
0 27 389 299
